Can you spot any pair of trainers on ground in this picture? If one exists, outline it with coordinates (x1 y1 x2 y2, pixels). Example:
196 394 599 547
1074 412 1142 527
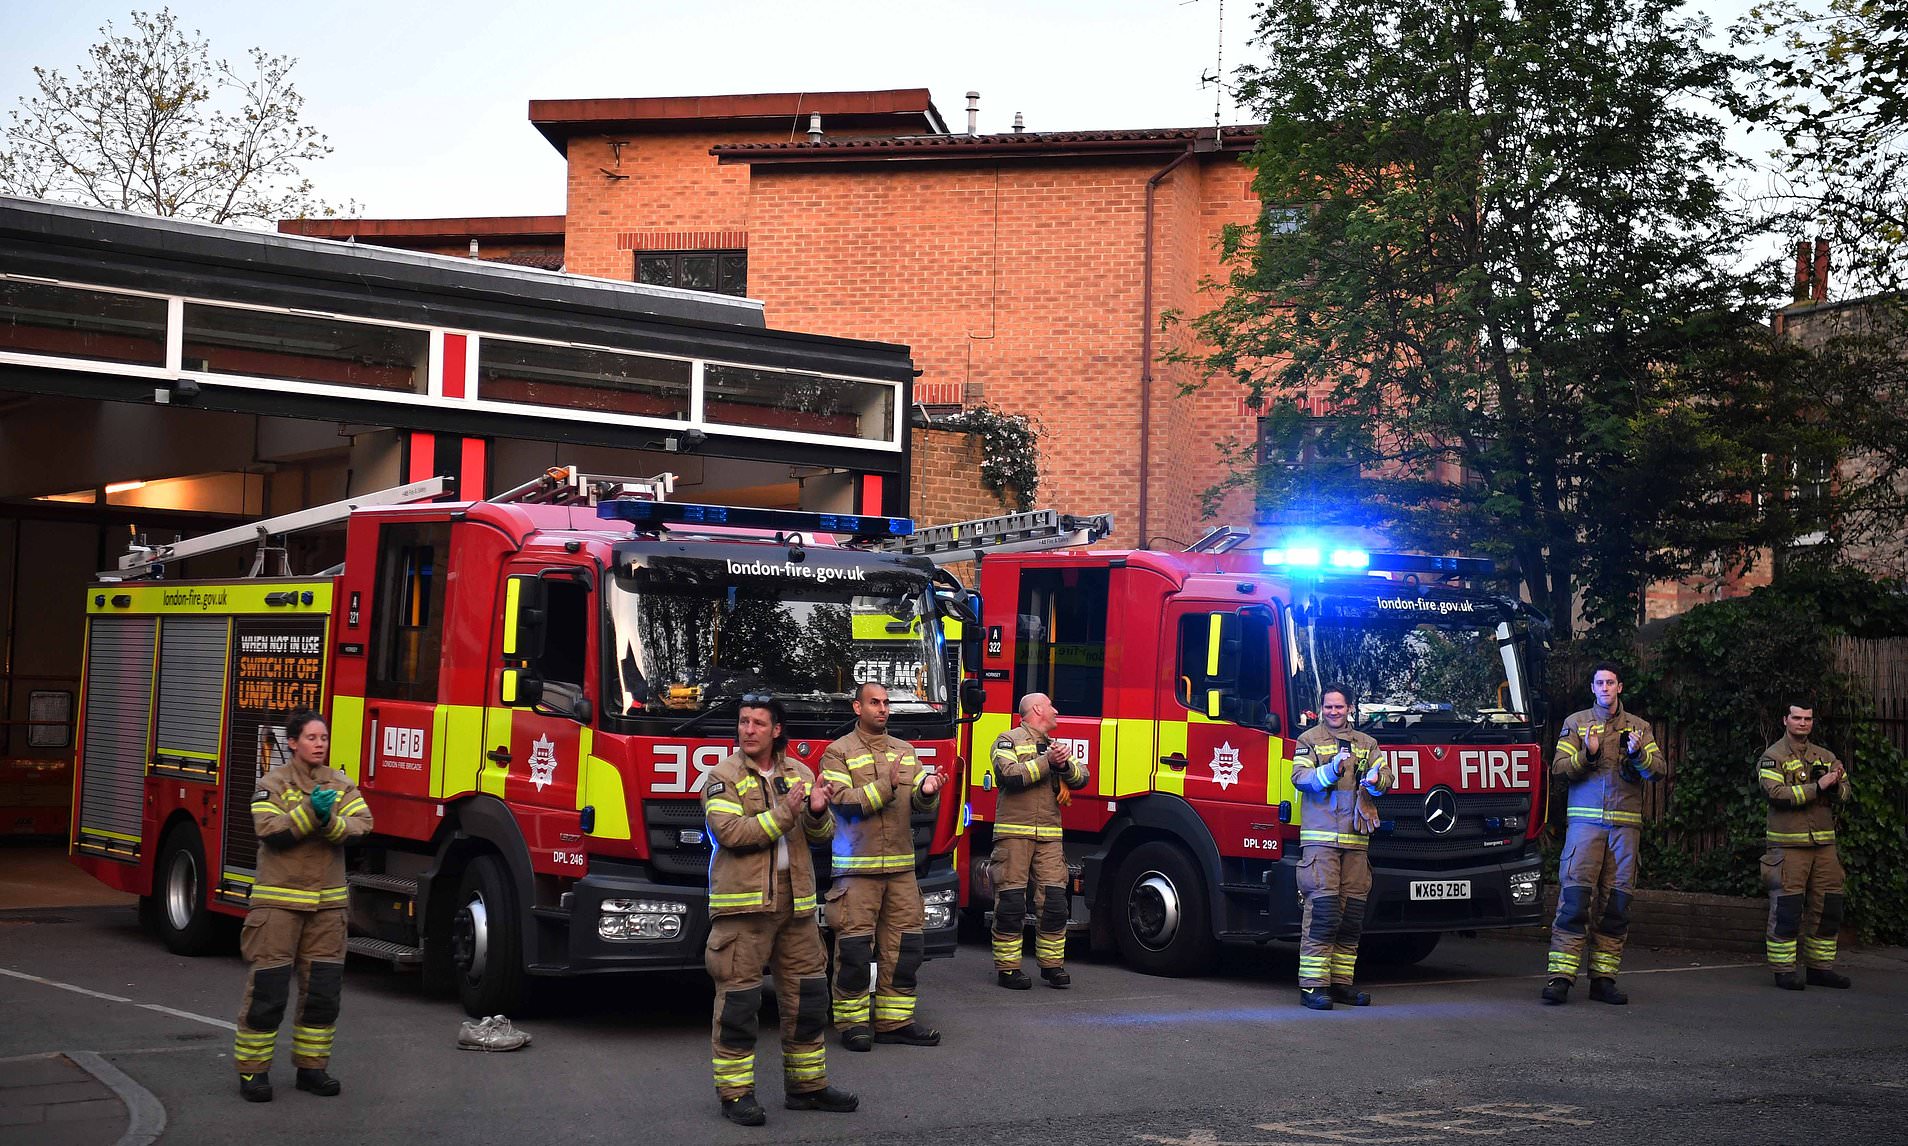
719 1021 939 1126
238 1067 339 1102
1299 984 1371 1010
998 966 1070 990
457 1013 532 1051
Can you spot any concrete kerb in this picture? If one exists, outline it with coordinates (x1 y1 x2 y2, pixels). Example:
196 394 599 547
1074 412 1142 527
0 1050 163 1146
67 1052 165 1146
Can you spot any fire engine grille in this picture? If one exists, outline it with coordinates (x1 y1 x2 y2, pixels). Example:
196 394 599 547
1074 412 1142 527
645 800 712 883
1368 792 1533 870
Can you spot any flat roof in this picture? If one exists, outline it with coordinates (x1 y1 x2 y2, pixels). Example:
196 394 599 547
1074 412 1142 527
715 125 1262 165
529 89 948 153
279 215 565 245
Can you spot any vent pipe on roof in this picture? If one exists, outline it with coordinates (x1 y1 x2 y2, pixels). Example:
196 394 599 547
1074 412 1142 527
1013 112 1025 133
807 113 823 143
966 91 980 135
469 239 480 259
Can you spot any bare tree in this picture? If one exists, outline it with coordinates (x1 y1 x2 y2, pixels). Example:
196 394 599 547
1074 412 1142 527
0 8 352 225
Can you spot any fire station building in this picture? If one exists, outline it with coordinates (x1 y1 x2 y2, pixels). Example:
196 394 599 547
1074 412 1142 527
283 89 1269 552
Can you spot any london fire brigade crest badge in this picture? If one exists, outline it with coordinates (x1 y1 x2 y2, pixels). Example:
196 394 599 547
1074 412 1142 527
1209 742 1243 790
527 734 559 792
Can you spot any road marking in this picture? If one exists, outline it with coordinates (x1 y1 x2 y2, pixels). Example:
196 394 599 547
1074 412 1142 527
1 966 235 1030
1141 1103 1594 1145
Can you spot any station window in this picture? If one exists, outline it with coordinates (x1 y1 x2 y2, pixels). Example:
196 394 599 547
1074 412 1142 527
702 363 896 443
0 280 167 366
635 250 747 296
182 304 428 393
476 337 692 420
1012 568 1110 717
367 522 451 701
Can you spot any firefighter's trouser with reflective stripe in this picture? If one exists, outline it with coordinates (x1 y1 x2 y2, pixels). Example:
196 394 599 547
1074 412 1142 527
1762 844 1845 972
1547 821 1638 982
826 871 924 1033
1297 845 1371 989
706 870 831 1100
233 906 345 1074
989 836 1070 971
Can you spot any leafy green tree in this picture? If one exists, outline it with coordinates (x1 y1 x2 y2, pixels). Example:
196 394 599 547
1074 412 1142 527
0 8 349 224
1738 1 1908 294
1173 0 1820 643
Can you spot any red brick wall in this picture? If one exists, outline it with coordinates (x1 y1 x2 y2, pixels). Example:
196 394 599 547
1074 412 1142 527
910 426 1009 526
563 131 770 279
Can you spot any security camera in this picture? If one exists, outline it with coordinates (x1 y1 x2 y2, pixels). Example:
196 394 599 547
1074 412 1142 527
668 428 707 455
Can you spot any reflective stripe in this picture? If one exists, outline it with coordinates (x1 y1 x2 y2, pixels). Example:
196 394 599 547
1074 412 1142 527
706 798 746 816
1758 769 1787 783
289 803 315 835
1766 830 1833 844
819 770 853 786
249 885 322 907
712 1054 755 1088
873 994 916 1021
793 894 817 914
1566 808 1642 826
1803 937 1837 965
1556 740 1581 759
755 811 785 841
992 934 1023 966
831 853 915 872
337 798 368 818
709 891 766 908
1034 935 1066 961
1547 951 1580 975
845 753 874 766
1790 786 1807 803
1590 951 1620 975
323 814 349 843
1298 830 1369 847
862 782 887 811
994 823 1063 840
832 996 870 1023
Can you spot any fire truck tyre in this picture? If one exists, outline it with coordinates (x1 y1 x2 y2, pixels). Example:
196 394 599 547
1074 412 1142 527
450 855 527 1018
157 826 219 956
1113 842 1216 977
1361 932 1441 966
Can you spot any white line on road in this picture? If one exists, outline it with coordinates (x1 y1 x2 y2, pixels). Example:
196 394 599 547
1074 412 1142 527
1 966 235 1030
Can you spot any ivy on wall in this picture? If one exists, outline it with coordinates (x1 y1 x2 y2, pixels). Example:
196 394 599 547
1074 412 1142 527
934 404 1042 510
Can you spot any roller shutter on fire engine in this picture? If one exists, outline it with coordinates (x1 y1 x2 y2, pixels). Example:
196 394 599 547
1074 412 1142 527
154 616 229 779
76 615 157 858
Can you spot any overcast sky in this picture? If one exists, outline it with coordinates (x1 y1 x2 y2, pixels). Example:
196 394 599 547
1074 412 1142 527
1 0 1763 223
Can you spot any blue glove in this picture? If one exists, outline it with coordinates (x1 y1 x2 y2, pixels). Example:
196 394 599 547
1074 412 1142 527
1315 759 1341 787
1361 764 1385 796
309 787 338 821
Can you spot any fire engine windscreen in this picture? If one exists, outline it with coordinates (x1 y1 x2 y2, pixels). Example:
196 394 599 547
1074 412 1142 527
608 557 947 716
1286 595 1531 732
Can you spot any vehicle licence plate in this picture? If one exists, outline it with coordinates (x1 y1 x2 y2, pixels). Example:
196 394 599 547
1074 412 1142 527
1410 880 1472 901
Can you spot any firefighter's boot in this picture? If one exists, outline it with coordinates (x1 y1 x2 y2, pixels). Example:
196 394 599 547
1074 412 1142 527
873 1022 941 1046
721 1092 768 1127
997 969 1032 990
1299 987 1333 1011
1587 978 1628 1005
785 1085 859 1113
1328 984 1370 1006
295 1068 341 1096
1541 977 1571 1005
1806 967 1851 989
1040 966 1071 989
1774 971 1805 991
238 1072 273 1103
839 1026 872 1052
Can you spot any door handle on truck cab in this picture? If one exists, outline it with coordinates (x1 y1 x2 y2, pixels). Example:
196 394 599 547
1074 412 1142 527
1161 754 1188 770
487 747 512 765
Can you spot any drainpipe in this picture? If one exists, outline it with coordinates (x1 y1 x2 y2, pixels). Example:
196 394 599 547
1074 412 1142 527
1139 145 1197 550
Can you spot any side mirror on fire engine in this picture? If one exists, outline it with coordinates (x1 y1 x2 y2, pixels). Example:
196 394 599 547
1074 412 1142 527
502 574 549 661
961 678 986 717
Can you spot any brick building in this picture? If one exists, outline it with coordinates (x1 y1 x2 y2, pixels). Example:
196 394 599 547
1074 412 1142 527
290 89 1268 546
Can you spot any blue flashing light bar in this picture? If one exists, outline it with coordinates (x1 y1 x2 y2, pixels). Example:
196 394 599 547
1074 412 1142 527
597 500 914 540
1262 543 1494 577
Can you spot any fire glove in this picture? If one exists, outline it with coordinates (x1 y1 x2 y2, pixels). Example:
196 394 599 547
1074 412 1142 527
1362 764 1385 795
1315 759 1341 787
309 787 338 821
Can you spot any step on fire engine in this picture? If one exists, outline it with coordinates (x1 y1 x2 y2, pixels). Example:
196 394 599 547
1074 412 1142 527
886 521 1553 977
67 468 1013 1015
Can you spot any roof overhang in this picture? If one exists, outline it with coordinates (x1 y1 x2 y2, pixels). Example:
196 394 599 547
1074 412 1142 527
530 89 949 154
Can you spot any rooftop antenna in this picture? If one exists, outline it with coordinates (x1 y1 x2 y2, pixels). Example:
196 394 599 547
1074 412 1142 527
1195 0 1228 127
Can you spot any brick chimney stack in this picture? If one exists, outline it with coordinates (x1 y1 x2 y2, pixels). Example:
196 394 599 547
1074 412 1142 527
1812 238 1829 302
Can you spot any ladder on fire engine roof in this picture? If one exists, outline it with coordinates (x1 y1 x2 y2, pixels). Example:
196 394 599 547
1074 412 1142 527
872 509 1114 566
103 476 455 581
486 465 676 507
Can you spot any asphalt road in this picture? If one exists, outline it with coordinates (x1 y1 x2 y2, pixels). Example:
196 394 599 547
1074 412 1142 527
3 903 1906 1145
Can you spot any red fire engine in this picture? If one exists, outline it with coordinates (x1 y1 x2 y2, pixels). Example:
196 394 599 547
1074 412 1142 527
67 469 980 1014
936 528 1551 975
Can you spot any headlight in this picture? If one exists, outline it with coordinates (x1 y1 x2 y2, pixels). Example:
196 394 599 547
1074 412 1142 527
922 889 956 932
1509 869 1543 906
598 898 688 941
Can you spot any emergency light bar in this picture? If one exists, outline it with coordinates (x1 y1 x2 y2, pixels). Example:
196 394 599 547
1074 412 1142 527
1262 546 1494 577
597 499 914 540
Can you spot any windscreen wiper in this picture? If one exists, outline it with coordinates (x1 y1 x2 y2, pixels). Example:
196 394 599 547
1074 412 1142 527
666 695 744 738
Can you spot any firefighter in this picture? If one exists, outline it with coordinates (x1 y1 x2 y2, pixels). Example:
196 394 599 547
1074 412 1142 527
819 681 945 1051
1759 698 1852 991
232 710 372 1102
701 696 857 1127
988 692 1091 989
1542 662 1666 1006
1290 683 1394 1009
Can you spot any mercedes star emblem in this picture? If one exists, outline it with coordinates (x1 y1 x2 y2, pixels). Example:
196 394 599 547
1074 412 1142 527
1423 787 1459 835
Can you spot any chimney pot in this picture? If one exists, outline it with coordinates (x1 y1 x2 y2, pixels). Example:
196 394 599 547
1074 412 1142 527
1793 241 1812 303
1013 111 1025 133
807 113 823 143
469 239 480 259
966 91 980 135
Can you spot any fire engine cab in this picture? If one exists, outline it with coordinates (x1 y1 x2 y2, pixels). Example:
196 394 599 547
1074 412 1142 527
68 469 981 1014
931 528 1552 976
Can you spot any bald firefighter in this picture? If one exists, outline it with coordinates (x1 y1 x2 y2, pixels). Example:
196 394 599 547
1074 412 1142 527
233 710 372 1102
1758 698 1853 991
1543 662 1666 1006
1290 683 1394 1009
988 692 1091 990
700 696 856 1127
819 682 945 1051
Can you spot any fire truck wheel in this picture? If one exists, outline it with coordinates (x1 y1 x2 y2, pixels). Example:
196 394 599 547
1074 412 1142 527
1361 931 1441 966
1112 841 1216 977
450 855 526 1017
156 825 218 955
